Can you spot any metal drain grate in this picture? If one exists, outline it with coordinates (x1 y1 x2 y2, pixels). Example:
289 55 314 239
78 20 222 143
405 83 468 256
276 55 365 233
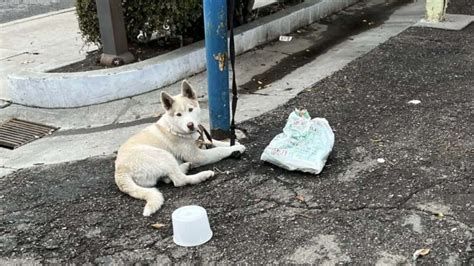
0 119 58 150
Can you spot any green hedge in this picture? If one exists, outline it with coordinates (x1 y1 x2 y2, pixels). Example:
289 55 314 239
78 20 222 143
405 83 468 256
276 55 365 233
76 0 203 45
76 0 257 46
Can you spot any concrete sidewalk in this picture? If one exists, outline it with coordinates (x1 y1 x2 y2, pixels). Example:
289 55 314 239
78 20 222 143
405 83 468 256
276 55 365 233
0 10 472 265
0 0 427 177
0 8 97 99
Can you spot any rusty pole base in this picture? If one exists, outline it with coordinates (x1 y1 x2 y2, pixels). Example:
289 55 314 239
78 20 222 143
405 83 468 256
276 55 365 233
100 52 135 67
211 128 232 140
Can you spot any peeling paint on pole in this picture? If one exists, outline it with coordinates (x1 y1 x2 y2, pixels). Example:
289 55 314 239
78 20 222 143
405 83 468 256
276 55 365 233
426 0 448 22
214 53 227 71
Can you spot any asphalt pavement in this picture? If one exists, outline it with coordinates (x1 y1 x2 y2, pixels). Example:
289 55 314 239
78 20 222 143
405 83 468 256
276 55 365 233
1 15 472 265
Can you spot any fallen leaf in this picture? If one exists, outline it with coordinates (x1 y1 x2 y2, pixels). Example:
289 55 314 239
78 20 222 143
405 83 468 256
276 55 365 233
295 195 305 202
413 248 430 260
418 249 430 256
151 223 166 229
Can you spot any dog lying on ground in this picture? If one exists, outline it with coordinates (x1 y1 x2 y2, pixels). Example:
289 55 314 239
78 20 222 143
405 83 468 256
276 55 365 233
114 80 246 216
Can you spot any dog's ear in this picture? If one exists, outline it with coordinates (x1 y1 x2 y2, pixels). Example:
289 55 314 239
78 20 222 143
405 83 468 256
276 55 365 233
181 80 196 100
161 91 174 111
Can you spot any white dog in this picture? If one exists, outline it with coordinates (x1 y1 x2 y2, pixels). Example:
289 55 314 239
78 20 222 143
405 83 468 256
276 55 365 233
114 80 246 216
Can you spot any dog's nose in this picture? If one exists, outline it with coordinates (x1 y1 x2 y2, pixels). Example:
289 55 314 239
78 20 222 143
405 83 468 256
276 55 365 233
187 122 195 130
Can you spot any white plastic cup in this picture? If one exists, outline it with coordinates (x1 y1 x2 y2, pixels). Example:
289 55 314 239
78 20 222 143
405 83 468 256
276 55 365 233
172 205 213 247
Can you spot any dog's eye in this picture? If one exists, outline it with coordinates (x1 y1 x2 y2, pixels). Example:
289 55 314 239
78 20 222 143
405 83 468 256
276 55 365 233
176 113 182 117
189 108 193 112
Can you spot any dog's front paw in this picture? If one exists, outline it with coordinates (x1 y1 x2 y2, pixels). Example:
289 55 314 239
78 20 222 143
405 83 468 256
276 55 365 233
230 144 246 158
203 170 215 178
198 170 215 182
233 144 246 154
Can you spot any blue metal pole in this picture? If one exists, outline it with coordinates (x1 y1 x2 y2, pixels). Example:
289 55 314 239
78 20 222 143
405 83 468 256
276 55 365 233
203 0 230 139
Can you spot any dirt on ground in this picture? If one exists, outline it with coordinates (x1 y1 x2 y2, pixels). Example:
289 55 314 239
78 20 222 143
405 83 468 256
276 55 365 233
49 39 184 73
1 14 473 264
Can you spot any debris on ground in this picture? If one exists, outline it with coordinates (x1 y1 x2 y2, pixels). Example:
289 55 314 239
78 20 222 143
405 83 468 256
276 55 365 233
413 248 430 261
295 195 305 202
408 99 421 105
213 167 230 175
151 223 167 229
279 35 293 42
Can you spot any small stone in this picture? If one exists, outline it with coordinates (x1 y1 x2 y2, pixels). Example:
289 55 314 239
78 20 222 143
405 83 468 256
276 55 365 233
377 158 385 163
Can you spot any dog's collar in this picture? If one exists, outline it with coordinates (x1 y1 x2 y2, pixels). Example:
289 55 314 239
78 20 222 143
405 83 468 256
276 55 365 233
168 128 195 139
155 124 195 139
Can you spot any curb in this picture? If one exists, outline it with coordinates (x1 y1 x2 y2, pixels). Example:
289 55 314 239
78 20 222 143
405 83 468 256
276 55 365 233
7 0 359 108
0 7 76 28
414 14 474 30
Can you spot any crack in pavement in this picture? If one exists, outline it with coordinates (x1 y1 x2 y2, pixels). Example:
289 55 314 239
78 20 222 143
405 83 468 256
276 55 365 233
111 98 139 124
395 179 449 207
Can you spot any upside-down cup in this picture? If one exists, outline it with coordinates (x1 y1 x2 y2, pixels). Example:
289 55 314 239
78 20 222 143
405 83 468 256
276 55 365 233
172 205 213 247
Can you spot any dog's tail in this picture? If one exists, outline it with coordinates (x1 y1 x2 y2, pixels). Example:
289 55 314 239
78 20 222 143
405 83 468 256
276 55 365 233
115 173 164 216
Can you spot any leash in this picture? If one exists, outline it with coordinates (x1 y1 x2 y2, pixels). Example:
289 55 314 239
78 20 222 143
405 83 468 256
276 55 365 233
196 124 214 149
228 0 238 146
